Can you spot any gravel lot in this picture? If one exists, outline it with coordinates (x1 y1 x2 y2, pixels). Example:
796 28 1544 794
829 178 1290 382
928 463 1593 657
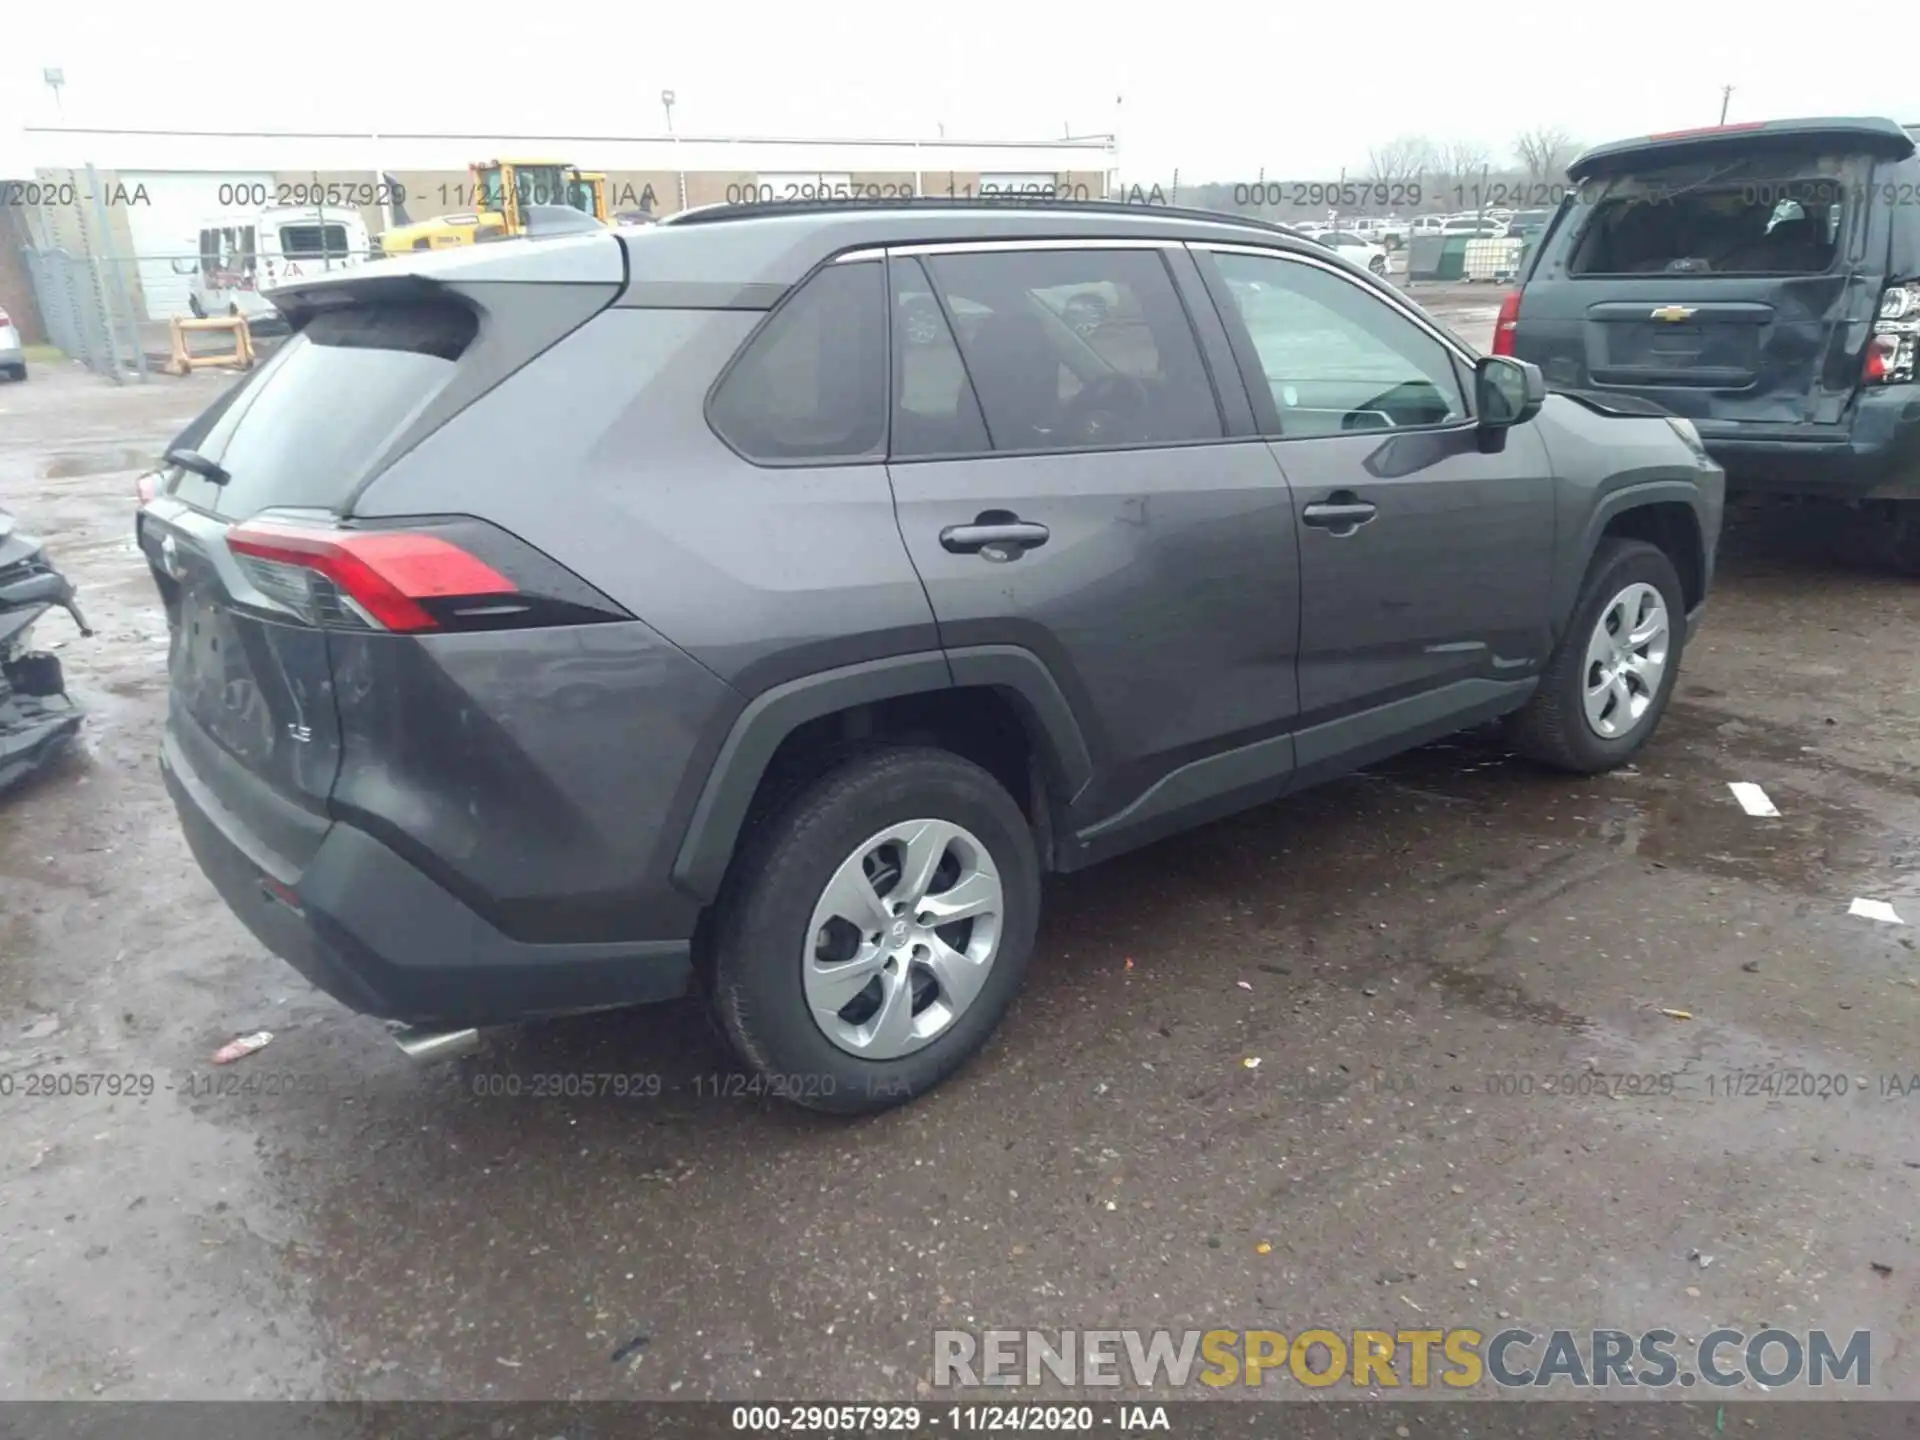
2 318 1917 1410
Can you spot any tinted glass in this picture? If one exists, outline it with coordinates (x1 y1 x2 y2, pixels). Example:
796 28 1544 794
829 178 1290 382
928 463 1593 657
168 302 479 517
920 248 1222 452
709 260 887 463
1211 251 1467 437
890 258 991 459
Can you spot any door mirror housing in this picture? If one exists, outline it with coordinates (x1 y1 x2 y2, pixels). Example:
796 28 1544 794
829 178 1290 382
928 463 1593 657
1475 354 1545 429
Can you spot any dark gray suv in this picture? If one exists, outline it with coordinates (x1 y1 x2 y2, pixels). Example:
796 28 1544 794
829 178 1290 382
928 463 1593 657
138 199 1725 1113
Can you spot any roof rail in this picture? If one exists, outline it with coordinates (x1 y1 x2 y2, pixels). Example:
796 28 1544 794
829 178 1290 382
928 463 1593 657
656 193 1308 238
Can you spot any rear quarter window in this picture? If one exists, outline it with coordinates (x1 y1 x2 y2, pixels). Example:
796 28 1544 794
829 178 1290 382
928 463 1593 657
168 302 478 517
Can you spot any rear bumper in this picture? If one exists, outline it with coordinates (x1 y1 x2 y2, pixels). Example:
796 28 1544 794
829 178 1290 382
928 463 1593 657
161 730 694 1027
1705 385 1920 500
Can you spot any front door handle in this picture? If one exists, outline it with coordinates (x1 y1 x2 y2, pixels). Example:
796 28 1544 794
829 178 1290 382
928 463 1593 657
1301 496 1378 532
940 518 1051 557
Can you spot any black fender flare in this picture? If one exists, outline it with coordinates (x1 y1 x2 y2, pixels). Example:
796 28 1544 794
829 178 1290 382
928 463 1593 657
671 646 1092 903
1555 479 1707 632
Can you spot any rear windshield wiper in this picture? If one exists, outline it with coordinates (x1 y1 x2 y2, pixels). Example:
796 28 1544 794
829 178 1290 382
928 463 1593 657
164 447 230 486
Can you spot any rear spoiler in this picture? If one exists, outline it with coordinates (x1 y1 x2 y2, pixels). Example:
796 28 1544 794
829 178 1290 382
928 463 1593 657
1569 116 1917 183
262 228 626 324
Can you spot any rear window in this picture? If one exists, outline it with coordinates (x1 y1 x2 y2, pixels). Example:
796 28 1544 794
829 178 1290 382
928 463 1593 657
277 223 353 258
1565 150 1864 277
168 302 478 517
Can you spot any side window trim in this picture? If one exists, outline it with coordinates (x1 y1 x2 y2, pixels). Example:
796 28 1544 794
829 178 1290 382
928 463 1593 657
1190 242 1479 438
886 251 996 457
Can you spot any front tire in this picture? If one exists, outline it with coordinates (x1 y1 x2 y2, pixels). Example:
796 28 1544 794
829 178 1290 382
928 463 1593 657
1507 538 1687 774
712 746 1040 1114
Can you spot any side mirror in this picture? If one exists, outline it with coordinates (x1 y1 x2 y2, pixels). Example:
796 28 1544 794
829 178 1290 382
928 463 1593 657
171 257 199 275
1475 355 1545 429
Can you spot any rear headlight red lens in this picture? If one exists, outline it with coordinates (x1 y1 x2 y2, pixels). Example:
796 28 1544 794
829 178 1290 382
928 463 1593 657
1491 289 1523 357
225 516 630 633
136 473 160 505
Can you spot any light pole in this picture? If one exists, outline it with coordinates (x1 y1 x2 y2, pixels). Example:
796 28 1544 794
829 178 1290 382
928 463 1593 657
1719 85 1734 124
662 90 685 212
43 68 65 116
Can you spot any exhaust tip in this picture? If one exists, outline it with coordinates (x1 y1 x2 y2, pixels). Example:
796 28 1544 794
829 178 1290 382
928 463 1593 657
389 1024 482 1063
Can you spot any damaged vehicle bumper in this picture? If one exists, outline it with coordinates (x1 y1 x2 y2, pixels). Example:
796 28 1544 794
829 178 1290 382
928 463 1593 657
1703 384 1920 500
0 510 92 796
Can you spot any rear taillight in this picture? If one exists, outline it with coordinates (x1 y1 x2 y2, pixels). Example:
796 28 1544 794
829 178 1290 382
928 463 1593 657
1491 289 1523 357
225 516 630 633
135 472 160 505
1863 282 1920 386
0 308 11 325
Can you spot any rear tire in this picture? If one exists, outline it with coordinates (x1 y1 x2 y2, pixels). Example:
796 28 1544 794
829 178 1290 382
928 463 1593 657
1884 501 1920 577
1507 538 1688 774
712 746 1040 1115
5 364 25 382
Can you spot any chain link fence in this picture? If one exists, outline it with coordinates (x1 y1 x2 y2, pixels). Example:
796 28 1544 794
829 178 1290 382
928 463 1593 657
20 246 149 383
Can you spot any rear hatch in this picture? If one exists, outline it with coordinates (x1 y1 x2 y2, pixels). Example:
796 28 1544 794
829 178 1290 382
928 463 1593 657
1510 119 1915 430
139 243 623 873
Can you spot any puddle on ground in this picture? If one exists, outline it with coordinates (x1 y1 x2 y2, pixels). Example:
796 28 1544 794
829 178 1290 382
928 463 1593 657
1423 957 1591 1032
1367 720 1897 898
42 449 156 479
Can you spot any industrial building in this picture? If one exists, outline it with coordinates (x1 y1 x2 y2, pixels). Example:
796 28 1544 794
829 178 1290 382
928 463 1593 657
1 126 1115 331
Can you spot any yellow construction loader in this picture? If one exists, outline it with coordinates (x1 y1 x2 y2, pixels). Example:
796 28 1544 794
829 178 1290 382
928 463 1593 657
378 159 610 257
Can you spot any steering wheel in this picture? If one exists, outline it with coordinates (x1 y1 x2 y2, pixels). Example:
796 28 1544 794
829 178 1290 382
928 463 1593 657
1061 373 1150 446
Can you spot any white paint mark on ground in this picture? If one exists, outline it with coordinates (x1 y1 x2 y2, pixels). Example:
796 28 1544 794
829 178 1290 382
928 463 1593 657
1848 898 1906 925
1728 782 1780 817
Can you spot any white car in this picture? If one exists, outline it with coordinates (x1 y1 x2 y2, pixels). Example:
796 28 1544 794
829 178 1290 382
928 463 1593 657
1312 229 1391 278
0 305 24 381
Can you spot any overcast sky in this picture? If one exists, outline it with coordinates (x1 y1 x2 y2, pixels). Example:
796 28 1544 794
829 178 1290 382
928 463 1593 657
3 1 1914 181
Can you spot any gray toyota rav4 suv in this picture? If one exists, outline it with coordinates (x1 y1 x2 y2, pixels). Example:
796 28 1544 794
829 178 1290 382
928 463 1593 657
139 198 1724 1112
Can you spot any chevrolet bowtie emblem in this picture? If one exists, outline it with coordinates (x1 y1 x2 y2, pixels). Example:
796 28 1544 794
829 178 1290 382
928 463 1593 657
1650 305 1696 322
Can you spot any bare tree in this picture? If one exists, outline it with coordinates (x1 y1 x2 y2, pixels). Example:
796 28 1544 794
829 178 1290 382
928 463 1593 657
1514 126 1578 182
1438 140 1492 182
1366 135 1437 186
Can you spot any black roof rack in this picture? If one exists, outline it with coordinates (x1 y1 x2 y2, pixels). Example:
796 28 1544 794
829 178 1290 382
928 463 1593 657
656 193 1308 239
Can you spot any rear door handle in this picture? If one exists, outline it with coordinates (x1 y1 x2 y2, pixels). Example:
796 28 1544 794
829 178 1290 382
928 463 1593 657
940 520 1051 557
1301 499 1378 531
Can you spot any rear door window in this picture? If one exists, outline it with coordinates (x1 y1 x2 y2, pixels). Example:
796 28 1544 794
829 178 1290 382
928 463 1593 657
168 302 478 517
1566 152 1866 277
708 260 888 463
918 247 1224 452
